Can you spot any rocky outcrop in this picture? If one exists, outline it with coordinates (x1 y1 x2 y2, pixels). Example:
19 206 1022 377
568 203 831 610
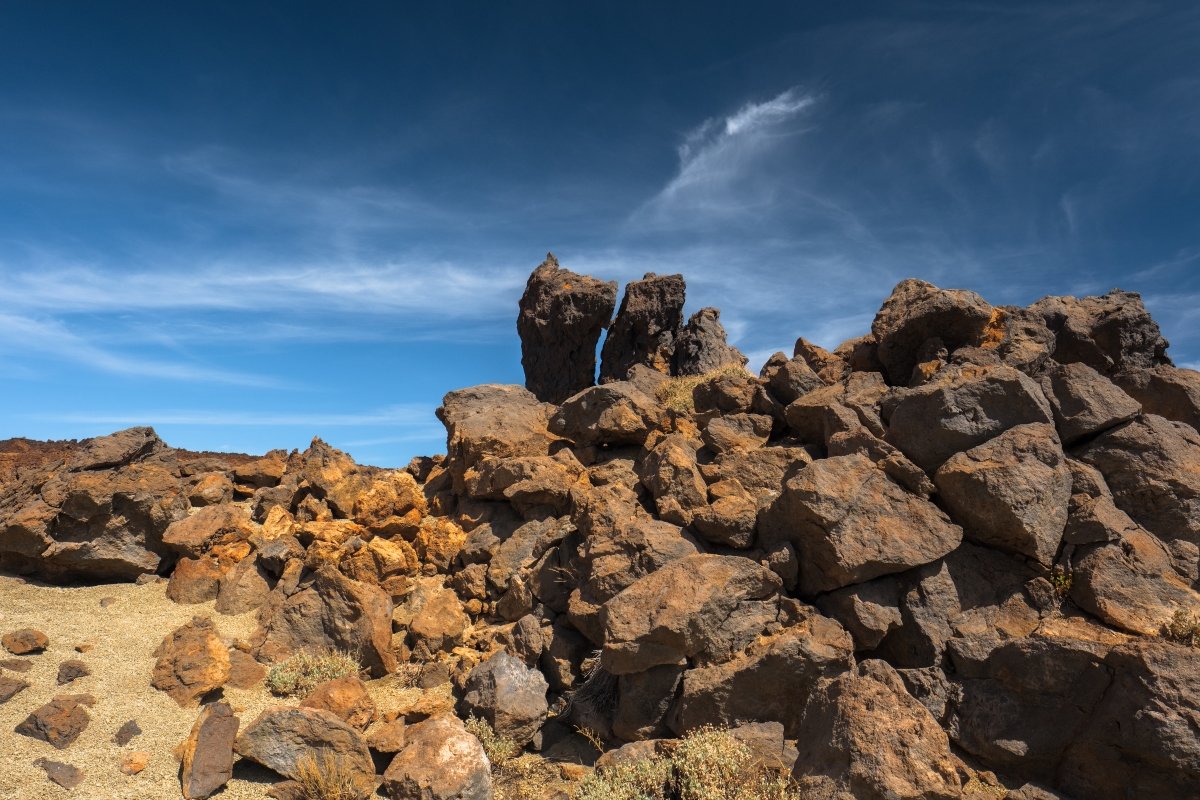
235 706 375 784
517 253 618 404
672 307 748 376
600 272 686 381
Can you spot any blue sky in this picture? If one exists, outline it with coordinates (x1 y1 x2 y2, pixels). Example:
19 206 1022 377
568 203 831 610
1 2 1198 466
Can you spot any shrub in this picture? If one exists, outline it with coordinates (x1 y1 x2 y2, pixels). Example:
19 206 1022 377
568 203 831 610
465 715 565 800
656 365 749 415
465 714 520 766
1050 565 1072 598
1164 608 1200 647
575 726 801 800
265 648 361 697
293 752 372 800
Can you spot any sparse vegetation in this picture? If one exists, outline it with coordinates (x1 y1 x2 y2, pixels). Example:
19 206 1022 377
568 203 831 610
1163 608 1200 647
656 365 749 414
465 714 521 765
1050 565 1073 598
576 726 802 800
464 715 566 800
265 648 361 697
293 752 373 800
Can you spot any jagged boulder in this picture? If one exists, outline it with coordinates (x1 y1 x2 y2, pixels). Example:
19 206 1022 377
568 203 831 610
550 382 664 448
151 617 230 707
178 702 239 800
437 385 558 494
517 254 618 404
459 651 549 746
933 423 1070 567
1032 289 1171 374
1039 361 1141 444
760 453 962 594
672 307 747 376
235 706 374 784
1115 364 1200 434
381 715 492 800
600 272 686 381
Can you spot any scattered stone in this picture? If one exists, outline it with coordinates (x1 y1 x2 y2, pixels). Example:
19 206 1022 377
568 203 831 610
381 714 492 800
2 627 49 655
0 658 32 672
56 658 90 685
0 673 30 703
151 616 231 707
113 719 142 745
119 751 149 775
33 758 84 790
179 702 239 800
15 693 95 749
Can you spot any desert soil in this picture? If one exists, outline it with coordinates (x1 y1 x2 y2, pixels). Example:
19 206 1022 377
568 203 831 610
0 575 281 800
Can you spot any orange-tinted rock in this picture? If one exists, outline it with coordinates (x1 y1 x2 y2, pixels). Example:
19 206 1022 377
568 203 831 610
119 751 150 776
15 693 95 749
301 676 376 732
151 617 230 707
3 627 48 654
179 701 239 800
235 706 374 784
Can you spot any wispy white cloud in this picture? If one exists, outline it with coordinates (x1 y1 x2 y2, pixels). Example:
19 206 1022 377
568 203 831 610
638 88 817 223
0 313 285 387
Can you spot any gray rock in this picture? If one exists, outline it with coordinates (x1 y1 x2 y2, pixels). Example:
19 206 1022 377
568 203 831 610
459 651 549 747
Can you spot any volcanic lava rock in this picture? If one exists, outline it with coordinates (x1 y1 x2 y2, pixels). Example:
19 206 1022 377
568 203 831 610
179 702 239 800
672 307 748 376
600 272 686 382
517 254 618 404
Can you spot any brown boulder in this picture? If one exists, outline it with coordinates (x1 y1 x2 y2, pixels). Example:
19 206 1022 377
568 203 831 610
163 504 255 558
672 307 748 376
1116 364 1200 433
0 673 30 703
167 556 224 604
235 705 374 784
636 433 708 526
151 617 230 707
1032 288 1170 374
933 423 1070 566
760 351 826 405
254 566 396 677
1039 361 1141 444
793 660 962 800
600 272 686 382
178 701 239 800
33 758 84 789
301 676 376 731
517 253 618 404
550 382 664 448
380 714 492 800
871 278 995 385
15 693 95 749
761 454 962 594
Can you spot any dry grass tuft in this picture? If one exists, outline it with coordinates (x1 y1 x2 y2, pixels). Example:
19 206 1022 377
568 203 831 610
1164 608 1200 647
294 752 373 800
265 648 362 697
576 725 802 800
464 715 567 800
655 365 748 414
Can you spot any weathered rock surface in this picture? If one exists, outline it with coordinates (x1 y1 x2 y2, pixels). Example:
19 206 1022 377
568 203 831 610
15 693 95 749
381 715 492 800
235 706 374 784
151 617 230 707
600 272 686 382
459 651 549 746
2 627 48 655
872 278 996 385
517 253 618 404
672 307 747 376
179 702 239 800
301 675 376 732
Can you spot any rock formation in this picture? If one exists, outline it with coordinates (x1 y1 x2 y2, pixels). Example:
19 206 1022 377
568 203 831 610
2 260 1199 800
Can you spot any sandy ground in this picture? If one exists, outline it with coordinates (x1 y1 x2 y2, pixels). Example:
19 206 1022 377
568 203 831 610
0 575 287 800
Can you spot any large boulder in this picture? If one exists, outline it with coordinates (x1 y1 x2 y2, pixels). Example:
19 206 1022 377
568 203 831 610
235 706 374 784
793 660 962 800
871 278 996 385
933 423 1070 566
458 651 549 746
600 272 686 382
670 610 854 737
253 566 396 677
381 715 492 800
1039 361 1141 444
760 454 962 594
517 253 618 404
436 385 558 494
1032 289 1171 374
151 617 230 707
672 307 747 376
883 364 1054 472
636 434 708 526
549 382 664 448
599 554 782 674
1115 364 1200 434
1076 415 1200 582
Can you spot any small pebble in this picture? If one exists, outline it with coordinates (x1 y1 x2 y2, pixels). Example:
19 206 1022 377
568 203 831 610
119 751 149 776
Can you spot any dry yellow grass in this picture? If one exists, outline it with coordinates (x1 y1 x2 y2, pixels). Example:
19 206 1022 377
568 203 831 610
0 574 281 800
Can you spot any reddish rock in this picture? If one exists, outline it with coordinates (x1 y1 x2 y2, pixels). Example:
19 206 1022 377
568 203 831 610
151 617 230 707
56 658 90 685
381 715 492 800
179 702 239 800
34 758 84 789
15 693 95 749
119 751 149 775
0 673 30 703
301 676 376 732
2 627 49 655
167 556 224 604
235 706 374 784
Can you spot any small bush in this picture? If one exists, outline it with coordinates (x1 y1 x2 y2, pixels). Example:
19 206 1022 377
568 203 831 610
1164 608 1200 647
293 752 372 800
656 365 748 415
1050 565 1072 598
265 648 361 697
465 714 520 766
575 726 801 800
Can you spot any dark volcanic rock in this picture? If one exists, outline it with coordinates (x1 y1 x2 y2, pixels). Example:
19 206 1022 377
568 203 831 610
34 758 84 790
517 253 618 404
1115 364 1200 434
0 673 30 703
1032 288 1171 374
459 651 549 746
672 307 747 376
1039 361 1141 444
179 702 239 800
16 693 95 749
600 272 686 382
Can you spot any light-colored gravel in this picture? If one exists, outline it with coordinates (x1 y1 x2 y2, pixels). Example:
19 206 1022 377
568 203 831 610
0 575 291 800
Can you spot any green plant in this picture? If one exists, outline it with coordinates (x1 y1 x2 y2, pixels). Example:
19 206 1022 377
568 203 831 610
1050 565 1072 598
265 648 361 697
1163 608 1200 647
293 752 372 800
575 753 673 800
465 714 521 766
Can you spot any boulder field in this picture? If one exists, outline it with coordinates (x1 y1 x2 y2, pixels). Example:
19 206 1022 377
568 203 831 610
1 254 1199 799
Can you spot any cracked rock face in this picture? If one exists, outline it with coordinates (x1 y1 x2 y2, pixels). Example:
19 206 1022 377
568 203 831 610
600 272 686 382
